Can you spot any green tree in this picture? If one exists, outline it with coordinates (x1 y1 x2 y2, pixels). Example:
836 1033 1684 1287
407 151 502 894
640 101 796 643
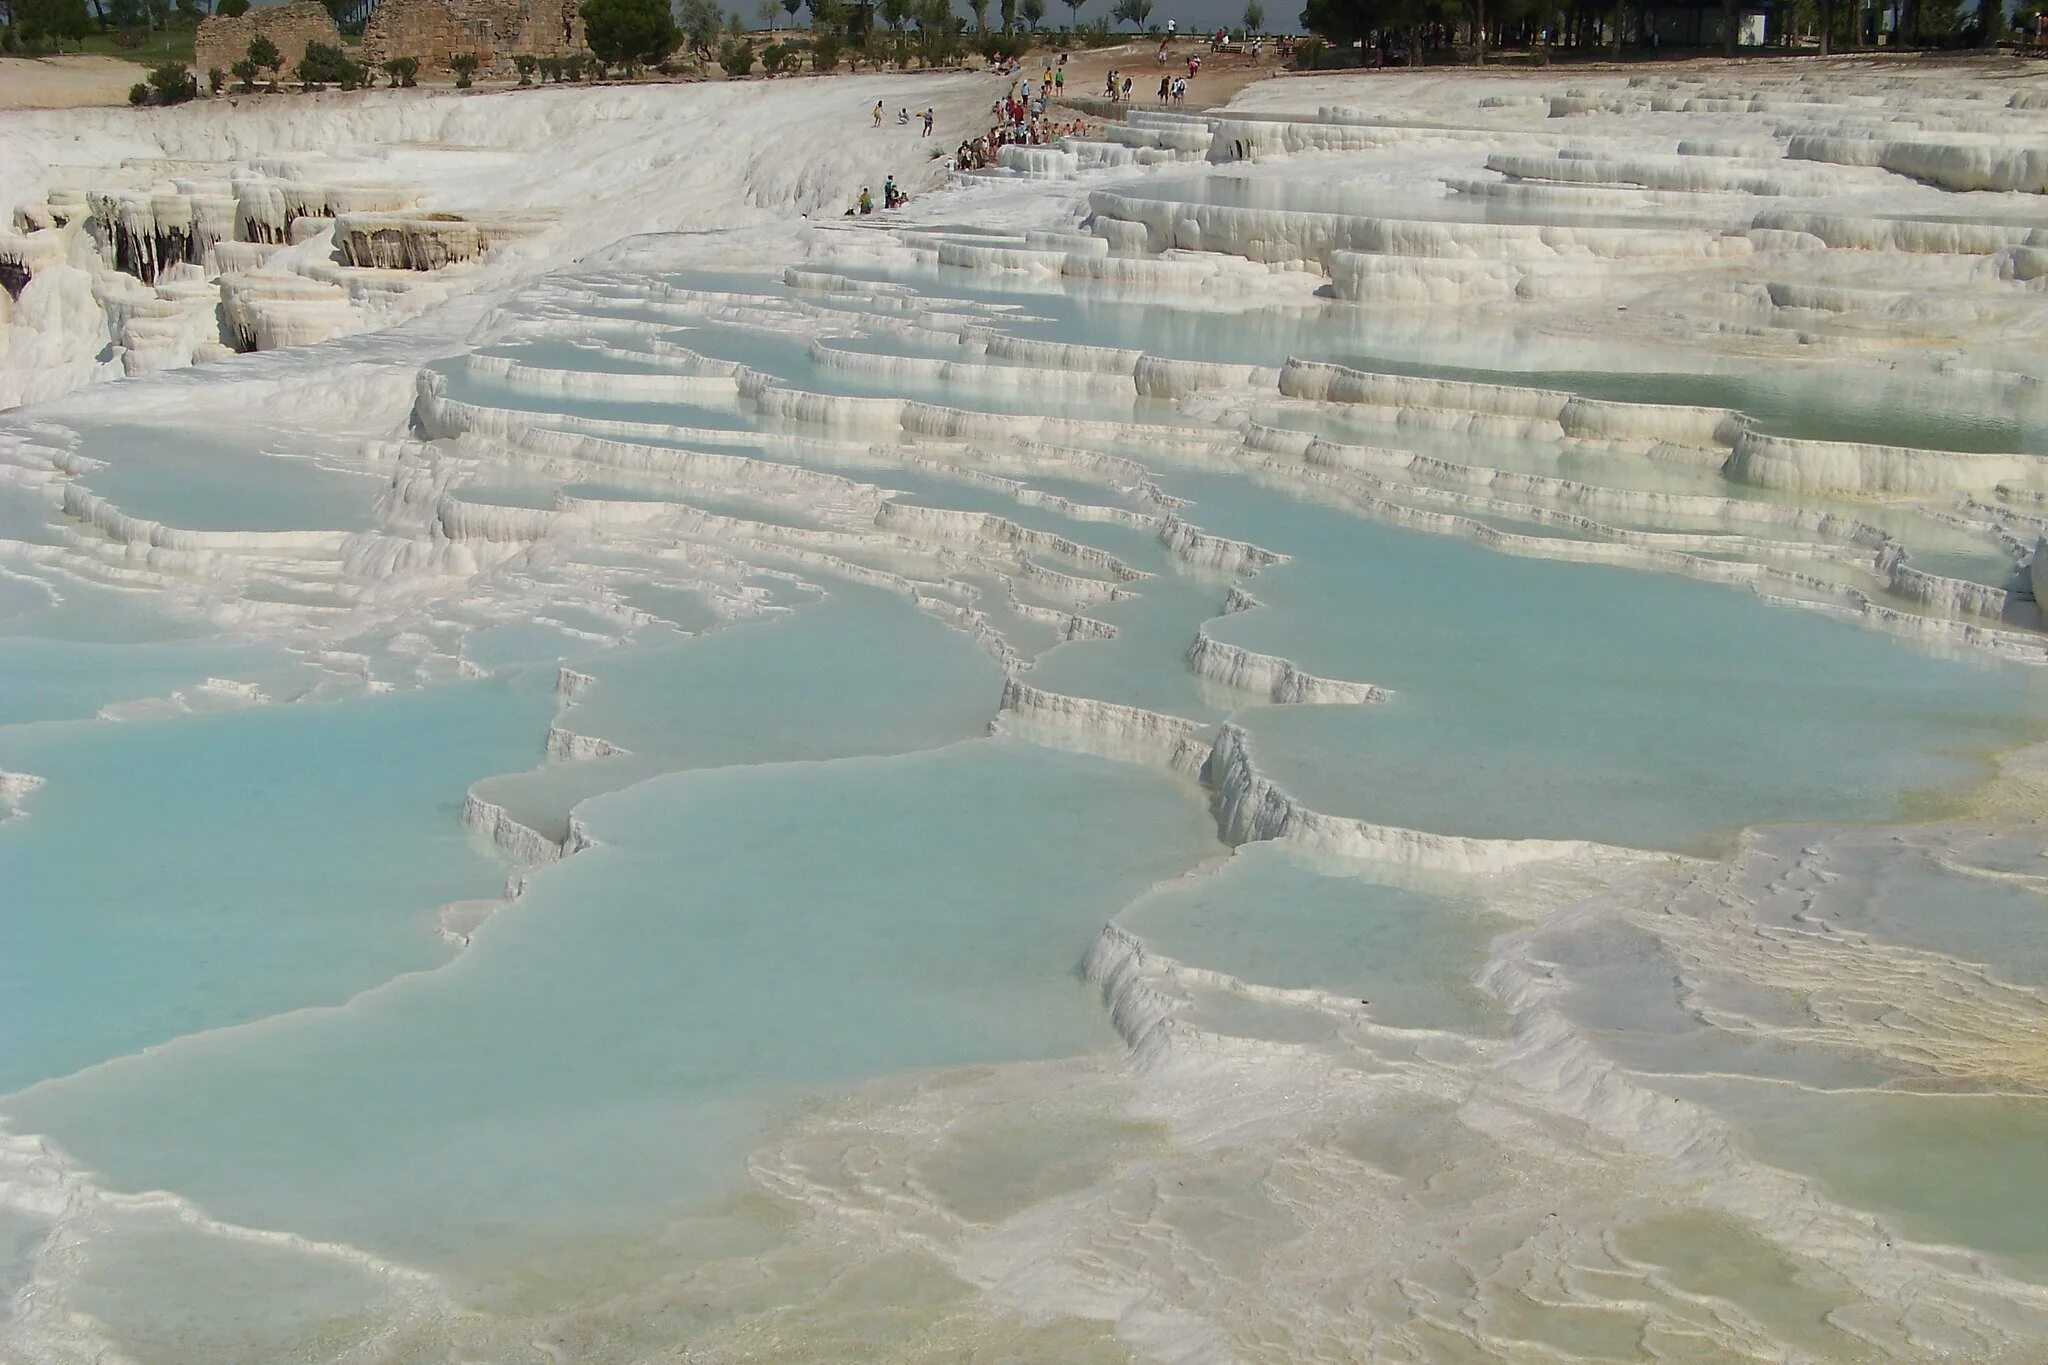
1111 0 1150 25
1979 0 2004 43
999 0 1014 27
1061 0 1083 23
717 33 753 69
246 32 280 85
1020 0 1043 25
781 0 800 21
230 56 256 88
914 0 955 59
215 0 245 13
1242 0 1260 26
967 0 987 28
878 0 907 26
581 0 679 68
448 50 478 84
17 0 89 49
677 0 723 50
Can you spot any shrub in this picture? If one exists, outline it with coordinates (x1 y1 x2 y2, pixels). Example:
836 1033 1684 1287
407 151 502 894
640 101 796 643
129 80 149 104
558 51 587 79
449 51 479 86
207 65 224 93
147 60 198 102
1291 34 1326 67
717 36 754 74
382 55 419 86
231 56 258 90
809 31 839 66
112 26 142 47
513 53 538 83
760 39 789 71
215 0 247 13
294 40 351 88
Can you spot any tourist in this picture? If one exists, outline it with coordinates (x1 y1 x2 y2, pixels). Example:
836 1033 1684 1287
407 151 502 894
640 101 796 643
1159 76 1171 104
883 175 898 208
872 101 884 127
923 107 934 137
1105 70 1117 101
859 186 873 214
1054 65 1063 94
1121 75 1133 101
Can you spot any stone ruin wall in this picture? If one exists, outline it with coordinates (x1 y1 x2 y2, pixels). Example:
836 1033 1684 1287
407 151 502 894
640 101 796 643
361 0 586 74
195 2 343 80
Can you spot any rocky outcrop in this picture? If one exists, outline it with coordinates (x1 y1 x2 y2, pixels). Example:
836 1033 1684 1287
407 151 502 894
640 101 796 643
196 2 342 83
360 0 585 73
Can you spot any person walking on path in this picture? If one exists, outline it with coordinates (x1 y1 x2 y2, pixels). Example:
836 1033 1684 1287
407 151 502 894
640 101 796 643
872 101 884 127
922 107 934 136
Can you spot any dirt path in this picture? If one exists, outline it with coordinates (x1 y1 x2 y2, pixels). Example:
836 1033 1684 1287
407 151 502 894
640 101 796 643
0 55 152 109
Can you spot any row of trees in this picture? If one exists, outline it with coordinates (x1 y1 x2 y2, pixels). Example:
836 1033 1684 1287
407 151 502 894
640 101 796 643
0 0 255 54
1300 0 2000 63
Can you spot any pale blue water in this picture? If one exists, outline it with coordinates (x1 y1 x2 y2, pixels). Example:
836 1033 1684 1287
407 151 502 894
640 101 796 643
0 636 295 725
0 674 557 1092
7 163 2048 1360
1117 842 1506 1035
1163 467 2038 851
6 738 1217 1288
69 422 383 531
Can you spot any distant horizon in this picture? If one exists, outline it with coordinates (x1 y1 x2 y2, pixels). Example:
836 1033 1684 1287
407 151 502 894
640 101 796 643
224 0 1304 36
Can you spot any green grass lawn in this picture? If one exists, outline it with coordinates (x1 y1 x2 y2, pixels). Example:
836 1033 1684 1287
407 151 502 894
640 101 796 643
71 27 198 64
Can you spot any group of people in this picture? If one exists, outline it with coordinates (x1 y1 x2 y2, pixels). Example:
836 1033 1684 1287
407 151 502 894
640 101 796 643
873 101 936 136
954 117 1088 170
851 174 909 215
1155 74 1191 104
1154 39 1205 76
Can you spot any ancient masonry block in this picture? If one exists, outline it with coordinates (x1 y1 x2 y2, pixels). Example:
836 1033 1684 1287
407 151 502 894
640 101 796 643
196 1 345 80
360 0 586 75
